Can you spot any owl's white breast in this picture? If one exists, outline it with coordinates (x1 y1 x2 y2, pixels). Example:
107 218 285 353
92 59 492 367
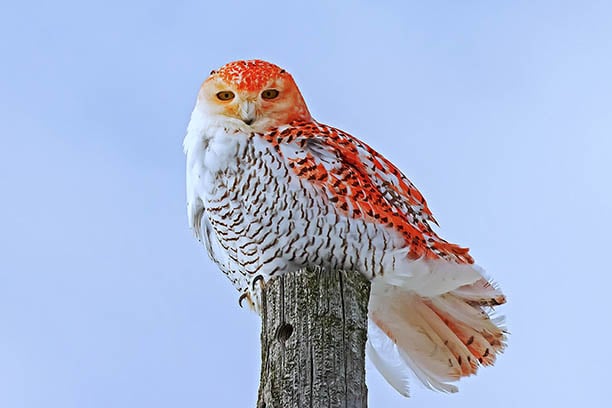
183 108 251 233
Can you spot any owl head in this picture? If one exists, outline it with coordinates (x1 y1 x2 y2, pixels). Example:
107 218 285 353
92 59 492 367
195 60 312 132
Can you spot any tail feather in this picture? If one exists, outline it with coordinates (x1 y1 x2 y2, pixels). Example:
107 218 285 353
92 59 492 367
368 259 506 396
452 277 506 306
427 298 505 367
414 299 478 377
366 320 412 397
398 348 459 394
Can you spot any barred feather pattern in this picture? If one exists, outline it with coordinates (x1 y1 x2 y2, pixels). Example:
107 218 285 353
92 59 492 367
185 116 409 308
184 59 506 396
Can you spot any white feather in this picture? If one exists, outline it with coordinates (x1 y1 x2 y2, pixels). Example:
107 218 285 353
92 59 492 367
381 256 482 297
367 319 411 397
398 349 459 393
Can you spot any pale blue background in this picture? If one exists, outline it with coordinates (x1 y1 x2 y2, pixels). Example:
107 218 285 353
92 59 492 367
1 1 610 407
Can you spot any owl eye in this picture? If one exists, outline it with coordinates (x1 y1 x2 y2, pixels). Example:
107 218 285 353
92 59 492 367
261 89 279 100
216 91 235 101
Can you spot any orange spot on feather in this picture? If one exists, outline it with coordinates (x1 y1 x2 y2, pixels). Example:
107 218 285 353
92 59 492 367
213 60 287 93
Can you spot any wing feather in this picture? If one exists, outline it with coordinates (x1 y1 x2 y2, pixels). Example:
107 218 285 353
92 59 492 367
264 121 472 263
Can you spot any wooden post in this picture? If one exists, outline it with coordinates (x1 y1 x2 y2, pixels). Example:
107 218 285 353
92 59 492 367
257 267 370 408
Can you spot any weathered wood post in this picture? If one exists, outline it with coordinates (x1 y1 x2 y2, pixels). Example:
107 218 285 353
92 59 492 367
257 267 370 408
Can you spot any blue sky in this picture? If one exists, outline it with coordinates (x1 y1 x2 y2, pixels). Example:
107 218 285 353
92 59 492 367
1 1 611 406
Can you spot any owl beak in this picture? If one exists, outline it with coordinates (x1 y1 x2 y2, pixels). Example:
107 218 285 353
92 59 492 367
239 101 256 126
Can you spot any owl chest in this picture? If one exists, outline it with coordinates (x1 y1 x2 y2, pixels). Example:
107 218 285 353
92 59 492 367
196 132 299 240
206 159 269 225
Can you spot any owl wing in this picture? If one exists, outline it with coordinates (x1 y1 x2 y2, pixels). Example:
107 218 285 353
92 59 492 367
263 121 472 263
262 121 506 395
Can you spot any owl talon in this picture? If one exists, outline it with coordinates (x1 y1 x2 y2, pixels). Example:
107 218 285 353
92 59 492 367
252 274 265 290
238 292 252 308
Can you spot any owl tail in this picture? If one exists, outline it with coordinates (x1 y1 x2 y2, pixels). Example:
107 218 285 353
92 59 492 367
367 259 506 396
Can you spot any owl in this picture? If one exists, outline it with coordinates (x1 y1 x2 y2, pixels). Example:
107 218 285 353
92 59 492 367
184 59 506 396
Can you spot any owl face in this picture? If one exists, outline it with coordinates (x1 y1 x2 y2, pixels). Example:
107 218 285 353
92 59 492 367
196 60 312 133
